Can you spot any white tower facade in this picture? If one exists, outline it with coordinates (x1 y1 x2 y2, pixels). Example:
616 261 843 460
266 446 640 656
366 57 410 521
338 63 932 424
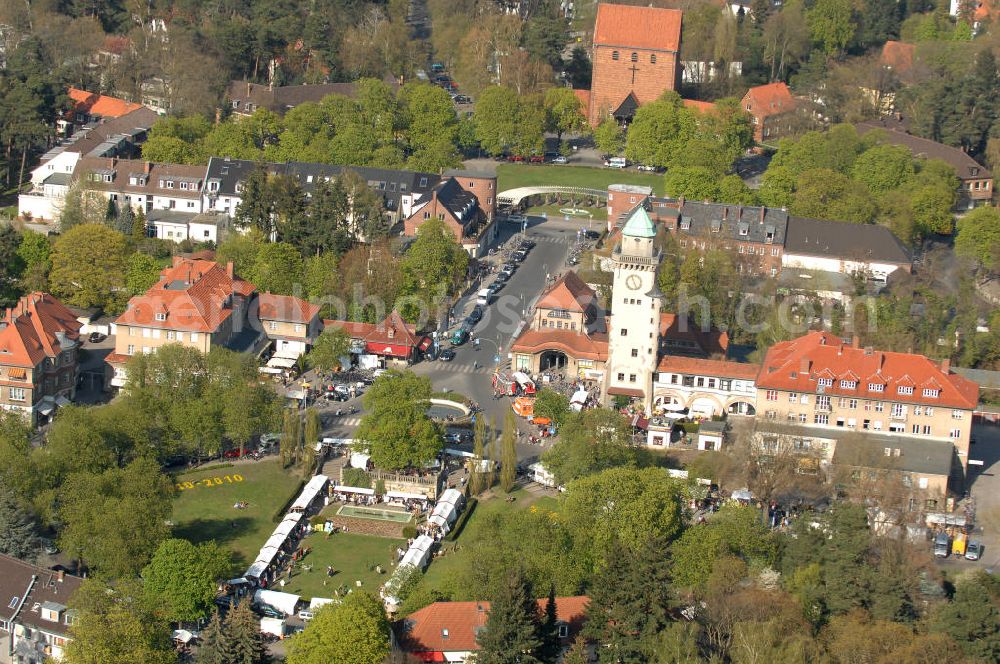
604 206 662 411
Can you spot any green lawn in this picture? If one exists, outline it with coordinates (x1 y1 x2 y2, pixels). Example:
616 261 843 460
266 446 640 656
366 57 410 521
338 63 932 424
171 459 304 575
279 531 405 601
497 163 664 195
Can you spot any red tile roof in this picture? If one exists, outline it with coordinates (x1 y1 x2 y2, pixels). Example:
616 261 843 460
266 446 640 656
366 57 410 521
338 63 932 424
593 3 682 52
68 87 143 119
683 99 717 114
880 41 915 73
756 331 979 410
257 293 320 324
324 310 418 347
659 313 729 357
536 271 597 312
657 356 759 380
742 82 795 119
401 596 589 655
0 293 82 368
115 258 255 333
510 328 609 361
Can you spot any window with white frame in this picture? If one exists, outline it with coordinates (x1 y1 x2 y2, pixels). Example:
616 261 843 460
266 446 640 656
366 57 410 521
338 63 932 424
818 378 832 387
897 385 913 395
891 403 906 418
814 414 829 425
788 392 798 402
765 390 778 401
166 331 176 340
190 332 199 342
868 383 884 392
9 387 25 401
951 410 964 419
950 429 961 439
155 313 166 321
840 380 856 389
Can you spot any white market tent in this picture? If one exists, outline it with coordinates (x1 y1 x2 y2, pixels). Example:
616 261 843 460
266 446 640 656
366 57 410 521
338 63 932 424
333 485 375 495
428 502 457 530
267 356 297 369
437 488 463 507
290 475 329 511
731 489 754 501
253 589 300 616
172 629 195 644
263 533 288 552
386 490 428 501
350 452 371 469
245 561 268 579
310 597 337 611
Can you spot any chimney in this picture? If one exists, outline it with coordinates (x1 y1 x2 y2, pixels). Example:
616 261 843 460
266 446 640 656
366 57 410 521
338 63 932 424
851 335 860 348
723 207 728 221
226 261 234 278
144 161 151 175
799 358 810 375
57 570 64 583
246 81 251 97
941 358 950 373
759 207 765 224
736 205 742 222
678 195 685 208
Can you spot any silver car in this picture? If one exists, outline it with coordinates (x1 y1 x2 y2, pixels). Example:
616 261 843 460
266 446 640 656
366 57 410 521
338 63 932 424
965 540 983 561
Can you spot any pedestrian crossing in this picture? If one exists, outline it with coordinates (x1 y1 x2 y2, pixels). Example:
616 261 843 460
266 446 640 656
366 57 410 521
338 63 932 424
328 416 363 427
430 361 494 374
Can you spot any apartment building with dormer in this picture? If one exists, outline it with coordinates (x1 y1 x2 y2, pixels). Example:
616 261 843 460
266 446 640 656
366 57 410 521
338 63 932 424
754 331 980 474
0 554 82 663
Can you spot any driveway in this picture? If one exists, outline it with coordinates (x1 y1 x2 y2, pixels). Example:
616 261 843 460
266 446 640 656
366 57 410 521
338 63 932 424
963 422 1000 573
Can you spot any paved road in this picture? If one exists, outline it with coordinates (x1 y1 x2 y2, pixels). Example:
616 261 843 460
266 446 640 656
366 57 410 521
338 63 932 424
317 215 589 464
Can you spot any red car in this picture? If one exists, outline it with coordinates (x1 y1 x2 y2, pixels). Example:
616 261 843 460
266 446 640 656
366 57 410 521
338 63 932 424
528 155 544 163
223 448 248 459
508 155 525 163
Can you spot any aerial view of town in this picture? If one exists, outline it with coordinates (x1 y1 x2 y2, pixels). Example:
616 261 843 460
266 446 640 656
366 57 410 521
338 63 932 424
1 0 1000 662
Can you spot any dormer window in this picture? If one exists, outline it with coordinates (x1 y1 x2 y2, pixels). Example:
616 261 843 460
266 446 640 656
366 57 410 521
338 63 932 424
898 386 914 395
419 177 428 187
818 378 833 388
180 182 188 190
155 313 167 321
166 180 174 189
922 388 939 398
840 380 856 390
869 383 884 392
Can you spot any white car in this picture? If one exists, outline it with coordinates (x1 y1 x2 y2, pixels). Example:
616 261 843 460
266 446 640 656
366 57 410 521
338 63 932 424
372 368 389 378
297 610 314 621
552 156 568 164
637 164 657 172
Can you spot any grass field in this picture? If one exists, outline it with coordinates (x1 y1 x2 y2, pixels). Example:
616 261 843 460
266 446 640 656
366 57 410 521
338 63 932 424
419 488 558 591
280 531 405 601
171 459 303 575
497 163 664 195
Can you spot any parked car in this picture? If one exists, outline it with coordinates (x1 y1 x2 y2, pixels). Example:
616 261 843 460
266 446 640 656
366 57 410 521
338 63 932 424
440 348 457 361
454 94 472 104
373 368 389 378
490 279 506 293
507 213 527 223
637 164 658 172
551 155 568 164
965 540 983 561
529 155 544 163
298 610 314 622
467 306 483 324
493 272 509 284
512 249 528 263
431 63 445 72
519 238 535 250
582 230 601 240
933 532 951 558
256 605 284 619
501 263 517 277
508 155 526 163
88 332 107 343
443 431 471 444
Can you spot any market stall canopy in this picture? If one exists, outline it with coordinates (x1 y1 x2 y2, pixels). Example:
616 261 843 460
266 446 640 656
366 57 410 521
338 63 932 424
387 490 428 501
290 475 328 511
267 356 297 369
245 561 268 579
333 485 375 495
253 589 300 616
570 388 588 404
437 488 463 507
731 489 753 501
350 452 371 469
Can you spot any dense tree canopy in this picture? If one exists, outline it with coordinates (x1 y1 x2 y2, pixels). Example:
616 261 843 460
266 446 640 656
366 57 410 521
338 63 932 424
353 370 441 470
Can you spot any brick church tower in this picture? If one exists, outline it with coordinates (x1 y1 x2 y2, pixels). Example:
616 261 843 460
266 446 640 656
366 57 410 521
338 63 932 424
587 3 683 127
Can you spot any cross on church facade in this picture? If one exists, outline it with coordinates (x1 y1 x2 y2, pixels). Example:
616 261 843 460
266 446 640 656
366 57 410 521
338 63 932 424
628 63 639 84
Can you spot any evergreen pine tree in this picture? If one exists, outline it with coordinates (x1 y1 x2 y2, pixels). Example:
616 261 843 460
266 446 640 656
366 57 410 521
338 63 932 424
222 598 267 664
234 166 274 237
500 411 518 493
476 568 542 664
537 585 562 663
0 483 40 561
195 609 228 664
560 636 590 664
584 538 674 664
132 208 148 243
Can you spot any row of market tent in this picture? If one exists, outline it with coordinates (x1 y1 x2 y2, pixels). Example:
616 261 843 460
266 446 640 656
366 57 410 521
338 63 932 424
243 474 329 585
381 489 467 612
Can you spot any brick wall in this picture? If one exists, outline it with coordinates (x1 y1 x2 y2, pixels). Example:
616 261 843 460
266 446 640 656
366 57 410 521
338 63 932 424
589 45 678 126
455 176 497 218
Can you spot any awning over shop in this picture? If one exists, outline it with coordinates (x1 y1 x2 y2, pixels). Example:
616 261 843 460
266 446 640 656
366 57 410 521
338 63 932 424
36 401 55 416
365 342 413 358
607 386 645 398
290 475 329 511
7 367 26 380
55 395 72 407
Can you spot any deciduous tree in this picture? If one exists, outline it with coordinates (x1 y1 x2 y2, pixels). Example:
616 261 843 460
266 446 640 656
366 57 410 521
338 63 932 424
285 591 390 664
308 327 352 373
354 370 441 470
142 539 231 623
500 411 518 493
49 224 127 310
